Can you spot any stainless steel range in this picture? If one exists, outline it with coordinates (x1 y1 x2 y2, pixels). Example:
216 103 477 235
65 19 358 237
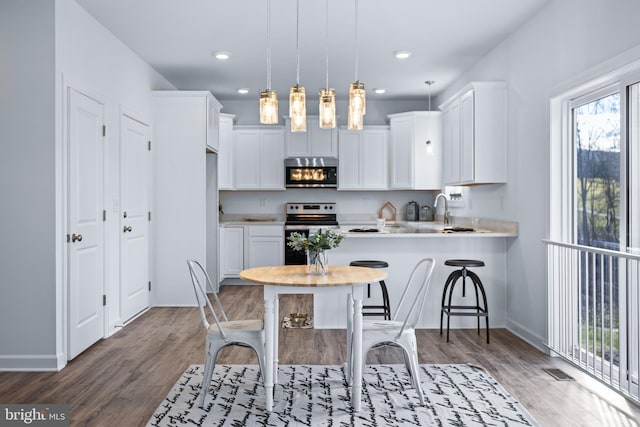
284 202 338 265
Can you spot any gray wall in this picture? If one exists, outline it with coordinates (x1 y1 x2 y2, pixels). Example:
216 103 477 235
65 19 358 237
0 1 57 359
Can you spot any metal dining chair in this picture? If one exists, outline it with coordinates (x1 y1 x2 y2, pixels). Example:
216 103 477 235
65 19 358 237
186 259 266 408
347 257 436 405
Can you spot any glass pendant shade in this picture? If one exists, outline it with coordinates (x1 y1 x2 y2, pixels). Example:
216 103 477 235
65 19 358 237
319 89 336 129
289 84 307 132
348 81 366 130
259 89 278 124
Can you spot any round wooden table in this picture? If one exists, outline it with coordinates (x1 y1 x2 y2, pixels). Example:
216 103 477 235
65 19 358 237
240 264 388 413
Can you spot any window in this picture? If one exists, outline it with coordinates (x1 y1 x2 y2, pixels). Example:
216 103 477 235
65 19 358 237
548 65 640 402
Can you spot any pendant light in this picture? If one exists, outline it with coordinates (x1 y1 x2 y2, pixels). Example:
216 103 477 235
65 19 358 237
260 0 278 125
425 80 434 154
289 0 306 132
348 0 365 130
319 0 336 129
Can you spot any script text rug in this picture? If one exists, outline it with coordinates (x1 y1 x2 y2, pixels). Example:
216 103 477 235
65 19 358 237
147 364 539 426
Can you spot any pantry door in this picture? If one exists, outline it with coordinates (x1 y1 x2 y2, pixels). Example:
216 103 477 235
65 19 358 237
120 113 151 322
67 88 105 360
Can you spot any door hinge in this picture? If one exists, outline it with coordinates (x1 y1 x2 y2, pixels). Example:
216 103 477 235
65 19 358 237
103 295 107 306
102 125 106 137
103 210 106 222
66 234 70 243
148 211 151 221
148 281 151 291
148 140 151 151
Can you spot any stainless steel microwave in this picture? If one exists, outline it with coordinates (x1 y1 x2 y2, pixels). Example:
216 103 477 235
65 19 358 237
285 157 338 188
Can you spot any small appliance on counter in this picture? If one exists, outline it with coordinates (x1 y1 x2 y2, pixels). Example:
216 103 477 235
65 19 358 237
419 205 434 221
406 201 419 221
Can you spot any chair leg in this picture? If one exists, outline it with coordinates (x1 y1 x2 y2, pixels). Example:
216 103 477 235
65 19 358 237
346 293 354 385
199 347 216 408
440 271 460 336
403 339 424 405
380 280 391 320
445 272 462 342
468 271 490 344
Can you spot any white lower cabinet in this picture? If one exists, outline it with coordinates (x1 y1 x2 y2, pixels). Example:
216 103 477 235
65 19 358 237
246 225 284 268
219 224 283 279
219 226 244 280
338 126 389 190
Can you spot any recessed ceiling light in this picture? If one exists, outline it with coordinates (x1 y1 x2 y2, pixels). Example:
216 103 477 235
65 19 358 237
393 50 411 59
213 51 230 60
237 88 249 94
374 88 386 94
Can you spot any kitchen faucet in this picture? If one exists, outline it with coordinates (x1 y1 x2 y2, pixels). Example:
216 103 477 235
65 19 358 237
434 193 450 225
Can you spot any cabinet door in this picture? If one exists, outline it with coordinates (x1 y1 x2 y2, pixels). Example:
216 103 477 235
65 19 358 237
218 114 235 189
337 130 361 189
460 90 475 183
285 123 309 157
220 227 244 278
259 129 285 189
309 117 337 157
247 237 283 268
389 116 412 189
234 129 261 189
361 128 389 190
206 95 221 152
442 101 461 185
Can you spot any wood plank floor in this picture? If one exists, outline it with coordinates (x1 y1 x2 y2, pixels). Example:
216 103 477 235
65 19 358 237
1 285 639 426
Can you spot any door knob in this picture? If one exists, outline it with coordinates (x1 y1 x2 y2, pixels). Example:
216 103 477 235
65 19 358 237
71 233 83 243
123 225 132 233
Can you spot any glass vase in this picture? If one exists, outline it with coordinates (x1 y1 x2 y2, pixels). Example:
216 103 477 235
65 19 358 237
306 248 328 275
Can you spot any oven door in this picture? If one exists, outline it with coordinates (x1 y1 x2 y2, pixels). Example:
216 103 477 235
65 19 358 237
284 227 308 265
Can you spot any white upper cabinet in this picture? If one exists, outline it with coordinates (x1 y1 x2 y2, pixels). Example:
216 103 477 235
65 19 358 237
234 126 285 190
218 113 235 190
338 126 389 190
206 94 222 152
387 111 442 190
439 82 507 185
285 116 337 158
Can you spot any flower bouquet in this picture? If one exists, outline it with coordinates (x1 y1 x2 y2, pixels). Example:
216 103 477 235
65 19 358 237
287 229 345 275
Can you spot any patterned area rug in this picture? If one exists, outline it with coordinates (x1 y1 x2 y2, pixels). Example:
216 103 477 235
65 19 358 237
147 364 539 426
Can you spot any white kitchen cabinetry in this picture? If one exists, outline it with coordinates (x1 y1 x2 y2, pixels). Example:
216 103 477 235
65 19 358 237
219 224 284 279
206 94 222 152
219 226 244 279
234 126 285 190
218 113 235 190
153 91 222 305
285 116 337 158
246 225 284 268
387 111 442 190
338 126 389 190
439 82 507 185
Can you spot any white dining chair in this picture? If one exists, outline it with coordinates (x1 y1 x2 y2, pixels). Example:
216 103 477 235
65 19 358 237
186 259 266 408
347 257 436 405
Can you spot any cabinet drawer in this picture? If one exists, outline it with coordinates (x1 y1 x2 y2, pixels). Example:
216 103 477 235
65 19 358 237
248 225 283 237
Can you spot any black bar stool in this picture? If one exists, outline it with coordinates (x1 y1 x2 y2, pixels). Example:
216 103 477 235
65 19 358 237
349 260 390 320
439 259 489 343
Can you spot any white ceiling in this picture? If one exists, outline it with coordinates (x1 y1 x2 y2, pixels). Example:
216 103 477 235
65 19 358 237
76 0 549 101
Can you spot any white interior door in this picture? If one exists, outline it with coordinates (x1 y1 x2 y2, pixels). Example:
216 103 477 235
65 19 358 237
120 114 151 322
67 88 105 360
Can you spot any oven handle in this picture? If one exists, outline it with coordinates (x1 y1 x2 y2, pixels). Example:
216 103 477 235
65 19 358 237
284 225 339 231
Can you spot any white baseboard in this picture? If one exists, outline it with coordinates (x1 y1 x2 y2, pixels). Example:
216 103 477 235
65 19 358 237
505 318 549 354
0 353 65 372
